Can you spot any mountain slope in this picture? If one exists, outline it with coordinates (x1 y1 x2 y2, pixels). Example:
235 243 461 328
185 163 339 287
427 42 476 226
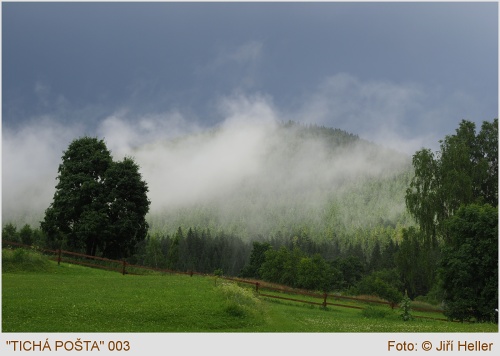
142 121 414 242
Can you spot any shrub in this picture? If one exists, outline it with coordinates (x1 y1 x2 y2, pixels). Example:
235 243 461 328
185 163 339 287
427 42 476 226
399 292 413 321
218 282 263 319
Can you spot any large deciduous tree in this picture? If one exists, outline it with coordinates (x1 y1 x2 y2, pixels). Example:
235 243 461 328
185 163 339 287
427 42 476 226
41 136 150 259
405 119 498 245
404 118 498 315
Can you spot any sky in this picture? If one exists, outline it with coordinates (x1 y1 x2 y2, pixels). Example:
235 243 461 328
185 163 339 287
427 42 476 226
3 2 498 146
1 1 499 224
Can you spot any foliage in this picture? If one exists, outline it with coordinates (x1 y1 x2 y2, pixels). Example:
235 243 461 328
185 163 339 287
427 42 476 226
330 255 365 290
218 282 263 319
396 227 440 298
2 223 20 243
404 118 497 305
143 235 164 268
2 222 48 252
405 119 498 245
239 241 272 279
102 157 151 259
399 292 413 321
258 245 336 291
296 254 333 292
414 282 445 307
133 227 251 276
440 204 498 323
259 246 298 286
40 137 150 259
354 269 403 306
130 224 400 295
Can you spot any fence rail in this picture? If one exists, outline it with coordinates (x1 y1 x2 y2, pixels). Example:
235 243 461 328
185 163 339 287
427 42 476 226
3 240 448 321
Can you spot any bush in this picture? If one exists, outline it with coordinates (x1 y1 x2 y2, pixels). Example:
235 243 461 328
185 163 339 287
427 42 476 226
218 282 263 319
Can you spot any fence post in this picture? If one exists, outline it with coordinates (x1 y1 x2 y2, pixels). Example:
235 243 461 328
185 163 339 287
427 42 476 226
323 292 328 308
122 260 127 275
57 249 62 266
256 282 260 294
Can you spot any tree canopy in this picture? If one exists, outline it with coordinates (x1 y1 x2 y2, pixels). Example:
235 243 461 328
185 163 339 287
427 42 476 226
441 204 498 322
405 119 498 244
41 136 150 259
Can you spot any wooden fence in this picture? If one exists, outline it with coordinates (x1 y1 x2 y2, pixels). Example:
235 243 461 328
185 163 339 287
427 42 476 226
2 240 448 321
221 276 449 321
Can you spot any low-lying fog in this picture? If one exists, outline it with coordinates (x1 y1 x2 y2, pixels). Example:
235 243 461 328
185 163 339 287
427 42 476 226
3 94 414 238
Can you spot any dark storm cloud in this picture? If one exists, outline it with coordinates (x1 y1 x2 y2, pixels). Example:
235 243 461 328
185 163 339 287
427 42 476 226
3 2 497 127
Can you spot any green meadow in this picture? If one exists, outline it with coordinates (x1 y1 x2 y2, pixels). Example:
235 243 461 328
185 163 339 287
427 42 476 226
2 249 497 333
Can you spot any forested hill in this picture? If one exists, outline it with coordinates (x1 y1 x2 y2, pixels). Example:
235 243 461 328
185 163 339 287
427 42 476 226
144 120 415 246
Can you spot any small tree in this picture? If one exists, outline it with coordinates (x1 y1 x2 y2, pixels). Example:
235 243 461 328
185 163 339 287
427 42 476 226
399 291 413 321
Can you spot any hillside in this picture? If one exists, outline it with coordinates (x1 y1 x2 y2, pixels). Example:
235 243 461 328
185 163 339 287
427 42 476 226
143 121 414 245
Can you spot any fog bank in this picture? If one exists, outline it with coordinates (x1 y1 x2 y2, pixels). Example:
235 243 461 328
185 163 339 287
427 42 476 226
2 94 412 238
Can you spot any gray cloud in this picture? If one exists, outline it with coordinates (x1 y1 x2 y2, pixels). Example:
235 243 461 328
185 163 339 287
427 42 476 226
290 73 487 154
2 117 82 225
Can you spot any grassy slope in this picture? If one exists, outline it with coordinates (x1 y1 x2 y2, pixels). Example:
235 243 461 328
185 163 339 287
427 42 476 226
2 259 497 333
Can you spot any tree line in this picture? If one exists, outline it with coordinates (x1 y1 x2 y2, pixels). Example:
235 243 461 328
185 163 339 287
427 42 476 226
2 220 403 302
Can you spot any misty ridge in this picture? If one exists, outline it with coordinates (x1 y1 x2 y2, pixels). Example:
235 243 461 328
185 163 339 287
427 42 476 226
3 96 415 240
139 118 413 240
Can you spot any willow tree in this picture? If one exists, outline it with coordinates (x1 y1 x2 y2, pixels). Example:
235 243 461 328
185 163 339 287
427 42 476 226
41 136 150 259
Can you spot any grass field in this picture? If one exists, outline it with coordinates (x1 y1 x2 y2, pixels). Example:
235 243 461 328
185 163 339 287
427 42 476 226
2 249 498 333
